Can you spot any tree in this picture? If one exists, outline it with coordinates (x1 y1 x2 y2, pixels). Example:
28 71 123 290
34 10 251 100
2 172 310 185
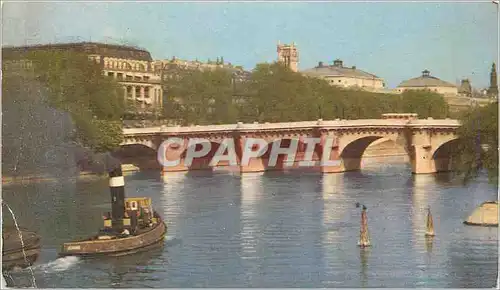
451 102 498 185
3 50 125 155
246 62 320 122
162 67 236 125
399 90 450 118
160 61 454 125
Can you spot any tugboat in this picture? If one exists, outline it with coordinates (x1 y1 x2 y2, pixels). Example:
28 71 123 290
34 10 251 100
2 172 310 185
2 227 41 271
59 167 167 257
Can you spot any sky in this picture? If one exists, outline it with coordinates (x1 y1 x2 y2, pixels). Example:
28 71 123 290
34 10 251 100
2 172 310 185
2 1 499 89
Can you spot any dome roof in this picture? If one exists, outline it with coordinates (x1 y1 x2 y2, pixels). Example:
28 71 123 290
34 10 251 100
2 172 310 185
398 70 456 88
301 59 382 80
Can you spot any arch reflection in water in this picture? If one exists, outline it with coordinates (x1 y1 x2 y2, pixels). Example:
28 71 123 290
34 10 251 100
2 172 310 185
321 173 348 237
161 172 188 232
411 174 438 254
411 174 442 286
321 173 351 285
239 172 264 261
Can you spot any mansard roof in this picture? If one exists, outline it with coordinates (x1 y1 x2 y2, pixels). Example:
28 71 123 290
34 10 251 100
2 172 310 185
301 59 382 80
2 42 153 61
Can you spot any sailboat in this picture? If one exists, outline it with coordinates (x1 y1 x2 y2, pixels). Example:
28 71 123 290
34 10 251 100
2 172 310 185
425 206 435 237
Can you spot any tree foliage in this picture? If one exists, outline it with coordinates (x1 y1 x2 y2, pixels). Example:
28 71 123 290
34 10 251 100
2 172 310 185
162 62 450 124
3 50 125 154
163 68 237 125
399 90 450 118
451 102 498 185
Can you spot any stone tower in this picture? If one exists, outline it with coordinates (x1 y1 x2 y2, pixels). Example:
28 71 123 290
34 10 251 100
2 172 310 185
277 41 299 72
488 62 498 97
458 79 472 97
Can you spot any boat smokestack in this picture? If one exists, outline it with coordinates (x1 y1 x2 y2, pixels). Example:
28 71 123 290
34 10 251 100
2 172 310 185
425 206 435 237
358 205 371 247
109 166 125 232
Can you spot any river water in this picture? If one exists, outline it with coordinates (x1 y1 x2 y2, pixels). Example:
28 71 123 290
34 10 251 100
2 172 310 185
2 161 498 288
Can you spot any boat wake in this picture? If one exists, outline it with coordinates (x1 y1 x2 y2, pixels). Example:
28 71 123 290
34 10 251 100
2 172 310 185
165 235 181 246
32 256 80 273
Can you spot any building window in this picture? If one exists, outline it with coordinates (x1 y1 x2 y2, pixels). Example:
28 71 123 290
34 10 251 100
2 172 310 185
108 72 114 77
134 76 142 81
126 75 133 81
143 76 149 82
117 73 123 80
144 87 150 98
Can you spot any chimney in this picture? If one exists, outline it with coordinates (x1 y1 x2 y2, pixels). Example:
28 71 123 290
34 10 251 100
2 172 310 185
318 61 324 68
333 59 343 67
109 166 125 232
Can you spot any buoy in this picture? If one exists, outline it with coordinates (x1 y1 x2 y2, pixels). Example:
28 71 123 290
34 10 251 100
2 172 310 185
358 205 371 247
425 206 435 237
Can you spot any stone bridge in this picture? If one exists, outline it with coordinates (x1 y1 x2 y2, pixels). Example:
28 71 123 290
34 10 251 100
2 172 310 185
120 114 460 174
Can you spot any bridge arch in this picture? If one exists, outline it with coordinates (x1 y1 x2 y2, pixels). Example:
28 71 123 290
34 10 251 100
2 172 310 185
112 144 160 171
121 138 158 151
338 133 409 172
431 137 460 172
430 136 460 158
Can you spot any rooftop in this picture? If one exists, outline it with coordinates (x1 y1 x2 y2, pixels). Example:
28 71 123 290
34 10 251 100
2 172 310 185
397 70 456 88
2 42 153 62
155 57 251 79
301 59 382 80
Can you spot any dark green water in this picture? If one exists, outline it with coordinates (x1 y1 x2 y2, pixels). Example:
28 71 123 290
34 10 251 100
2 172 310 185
2 163 498 288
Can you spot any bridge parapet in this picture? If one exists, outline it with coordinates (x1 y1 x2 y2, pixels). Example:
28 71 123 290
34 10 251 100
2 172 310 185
121 116 462 175
122 118 461 136
407 119 461 128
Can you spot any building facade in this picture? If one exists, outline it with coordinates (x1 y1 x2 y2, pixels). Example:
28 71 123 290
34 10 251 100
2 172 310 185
276 42 385 92
2 42 164 116
458 79 472 98
153 56 251 109
396 70 458 96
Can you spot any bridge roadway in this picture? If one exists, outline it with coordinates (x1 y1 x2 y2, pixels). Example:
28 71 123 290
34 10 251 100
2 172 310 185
121 115 460 174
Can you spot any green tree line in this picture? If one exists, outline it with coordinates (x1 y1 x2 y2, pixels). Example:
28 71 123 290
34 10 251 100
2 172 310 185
451 101 498 185
2 50 125 159
163 62 451 125
164 62 498 185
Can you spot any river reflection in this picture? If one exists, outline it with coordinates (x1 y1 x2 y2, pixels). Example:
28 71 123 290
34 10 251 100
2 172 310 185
1 163 498 288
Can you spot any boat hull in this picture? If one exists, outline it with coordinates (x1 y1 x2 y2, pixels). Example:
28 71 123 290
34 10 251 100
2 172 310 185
2 248 41 272
2 228 41 272
59 221 167 257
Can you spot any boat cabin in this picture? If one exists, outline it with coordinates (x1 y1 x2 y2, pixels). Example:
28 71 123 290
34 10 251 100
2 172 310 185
102 197 159 232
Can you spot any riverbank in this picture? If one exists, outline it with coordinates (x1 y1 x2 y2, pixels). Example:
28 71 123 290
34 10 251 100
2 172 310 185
2 164 144 186
2 172 107 186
